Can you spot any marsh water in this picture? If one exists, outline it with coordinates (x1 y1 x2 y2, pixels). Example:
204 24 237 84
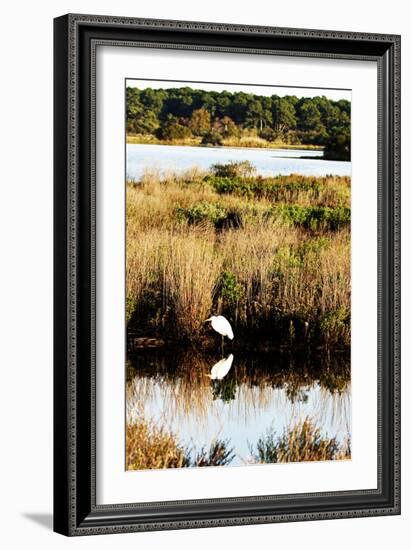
126 143 351 180
126 349 351 466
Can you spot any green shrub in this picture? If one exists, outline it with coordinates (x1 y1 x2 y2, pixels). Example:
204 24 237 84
175 202 227 225
296 236 331 257
320 306 350 346
258 127 277 141
219 271 243 304
323 129 351 161
126 295 137 324
274 205 350 231
175 202 249 228
206 176 255 198
201 131 223 146
211 160 256 178
175 201 349 232
205 174 350 208
157 121 192 140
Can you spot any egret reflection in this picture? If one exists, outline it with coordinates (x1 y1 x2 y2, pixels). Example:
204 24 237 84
126 350 351 465
208 354 234 380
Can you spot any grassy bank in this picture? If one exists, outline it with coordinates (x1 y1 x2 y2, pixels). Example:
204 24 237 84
126 163 351 349
126 133 324 150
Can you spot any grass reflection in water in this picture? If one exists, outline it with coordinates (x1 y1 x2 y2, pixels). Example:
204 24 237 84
126 348 351 469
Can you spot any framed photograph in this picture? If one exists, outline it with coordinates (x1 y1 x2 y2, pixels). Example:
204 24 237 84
53 14 401 536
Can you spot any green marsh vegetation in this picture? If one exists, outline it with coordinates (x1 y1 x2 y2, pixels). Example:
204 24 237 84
126 162 351 351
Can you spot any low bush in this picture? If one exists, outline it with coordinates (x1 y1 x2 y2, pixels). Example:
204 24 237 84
206 173 350 207
258 127 277 141
175 201 228 225
211 160 256 178
274 205 350 231
156 121 192 140
250 417 351 463
201 131 223 146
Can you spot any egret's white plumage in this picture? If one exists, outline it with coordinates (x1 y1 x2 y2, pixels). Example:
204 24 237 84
208 354 234 380
205 315 234 340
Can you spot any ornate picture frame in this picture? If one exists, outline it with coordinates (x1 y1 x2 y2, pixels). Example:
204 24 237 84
53 14 400 536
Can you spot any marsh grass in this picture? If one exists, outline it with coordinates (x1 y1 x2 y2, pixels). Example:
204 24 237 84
126 134 202 147
126 133 323 150
250 417 351 463
207 173 350 208
126 413 349 468
126 420 188 469
163 232 222 338
126 419 234 470
126 166 351 348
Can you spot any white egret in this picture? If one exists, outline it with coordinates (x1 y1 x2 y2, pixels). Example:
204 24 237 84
208 354 234 380
205 315 234 353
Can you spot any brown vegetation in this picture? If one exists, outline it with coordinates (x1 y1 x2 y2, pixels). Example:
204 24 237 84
126 414 350 469
126 418 234 470
251 417 351 463
126 166 351 348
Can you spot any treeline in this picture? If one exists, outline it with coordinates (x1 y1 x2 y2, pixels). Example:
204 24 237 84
126 86 351 160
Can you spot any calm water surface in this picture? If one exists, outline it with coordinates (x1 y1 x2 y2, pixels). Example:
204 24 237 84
126 350 351 466
126 143 351 179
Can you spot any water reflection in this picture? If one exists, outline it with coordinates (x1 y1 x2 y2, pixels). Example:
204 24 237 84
126 349 351 466
208 354 234 380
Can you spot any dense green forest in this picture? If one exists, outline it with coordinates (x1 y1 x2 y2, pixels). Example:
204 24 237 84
126 86 351 160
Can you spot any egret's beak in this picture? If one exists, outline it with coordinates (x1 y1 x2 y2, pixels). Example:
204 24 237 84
205 318 212 322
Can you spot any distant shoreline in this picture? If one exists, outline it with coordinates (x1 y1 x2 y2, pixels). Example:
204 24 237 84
126 133 324 152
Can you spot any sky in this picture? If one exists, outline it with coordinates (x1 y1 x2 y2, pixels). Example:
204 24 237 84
126 78 351 102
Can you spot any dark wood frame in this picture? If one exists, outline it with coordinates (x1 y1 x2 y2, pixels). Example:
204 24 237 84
54 13 401 536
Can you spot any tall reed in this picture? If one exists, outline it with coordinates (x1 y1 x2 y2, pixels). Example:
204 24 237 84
126 417 234 470
126 167 351 347
250 416 351 463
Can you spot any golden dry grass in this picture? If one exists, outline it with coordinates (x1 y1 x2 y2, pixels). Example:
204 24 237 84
126 168 351 347
126 413 350 469
126 416 234 470
126 133 323 150
251 416 351 463
126 421 187 470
